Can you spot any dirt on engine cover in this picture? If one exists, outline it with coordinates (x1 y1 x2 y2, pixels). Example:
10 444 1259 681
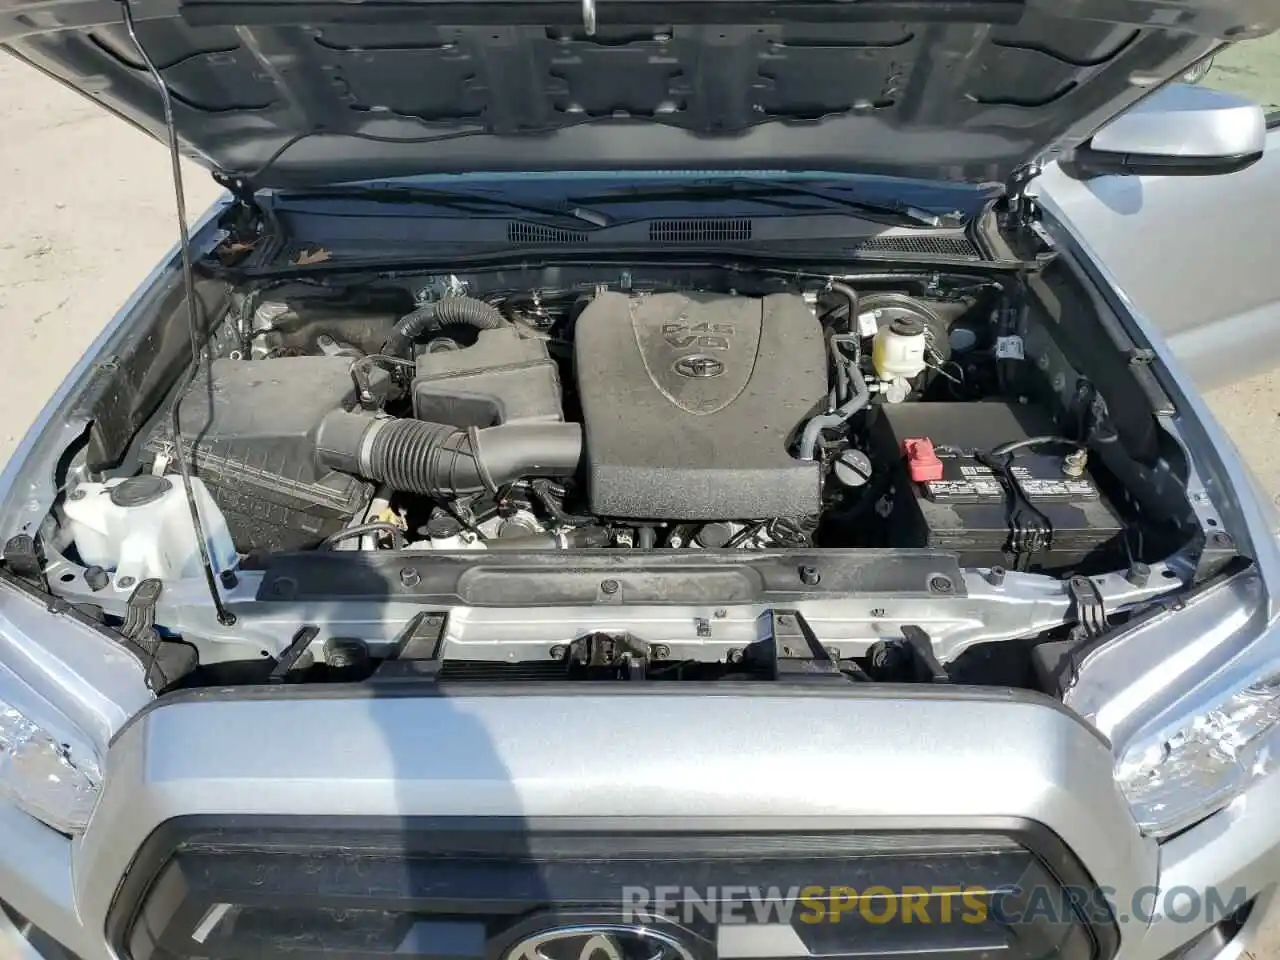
573 291 827 520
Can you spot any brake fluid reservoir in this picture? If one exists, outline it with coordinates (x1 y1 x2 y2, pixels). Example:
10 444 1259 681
64 476 237 589
872 316 928 380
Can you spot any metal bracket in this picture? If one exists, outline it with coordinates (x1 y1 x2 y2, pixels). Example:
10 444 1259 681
568 632 650 680
212 170 259 208
752 609 849 683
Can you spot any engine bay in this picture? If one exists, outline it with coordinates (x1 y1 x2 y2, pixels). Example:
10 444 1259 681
22 256 1233 689
97 271 1149 571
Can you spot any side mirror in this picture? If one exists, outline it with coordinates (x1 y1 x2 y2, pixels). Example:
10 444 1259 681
1062 84 1266 179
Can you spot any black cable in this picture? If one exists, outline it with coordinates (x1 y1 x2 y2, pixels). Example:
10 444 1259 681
122 0 235 626
974 449 1054 569
724 521 768 549
989 435 1084 458
320 523 406 550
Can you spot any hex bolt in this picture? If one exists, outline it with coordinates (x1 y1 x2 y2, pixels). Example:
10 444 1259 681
985 566 1006 587
69 489 86 501
1212 532 1233 548
117 575 136 589
799 565 821 586
220 569 239 590
825 646 842 661
600 578 620 595
549 644 567 660
84 566 108 592
1125 562 1151 588
399 567 421 587
929 575 954 594
652 644 671 660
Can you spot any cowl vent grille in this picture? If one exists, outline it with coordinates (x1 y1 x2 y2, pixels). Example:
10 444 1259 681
507 221 588 244
650 218 753 243
847 235 980 258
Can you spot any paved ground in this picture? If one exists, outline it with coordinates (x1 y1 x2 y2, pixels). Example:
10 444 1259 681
2 33 1280 953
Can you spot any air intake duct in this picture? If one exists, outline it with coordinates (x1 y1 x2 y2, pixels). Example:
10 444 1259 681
315 411 582 498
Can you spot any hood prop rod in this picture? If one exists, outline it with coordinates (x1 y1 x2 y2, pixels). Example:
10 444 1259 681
121 0 236 626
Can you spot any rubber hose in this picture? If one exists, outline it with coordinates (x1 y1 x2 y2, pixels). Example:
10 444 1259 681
485 527 611 550
316 411 582 497
383 296 506 356
797 364 870 461
829 282 859 327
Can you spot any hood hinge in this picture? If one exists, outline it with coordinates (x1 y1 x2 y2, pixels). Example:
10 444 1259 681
213 170 261 214
1006 160 1043 226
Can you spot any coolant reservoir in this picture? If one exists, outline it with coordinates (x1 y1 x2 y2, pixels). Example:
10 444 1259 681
64 476 237 589
872 316 928 380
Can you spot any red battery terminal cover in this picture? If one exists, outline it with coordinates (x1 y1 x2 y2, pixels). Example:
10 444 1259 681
903 437 944 483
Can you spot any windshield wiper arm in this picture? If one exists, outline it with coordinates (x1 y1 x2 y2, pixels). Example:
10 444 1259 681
569 180 950 227
278 184 612 228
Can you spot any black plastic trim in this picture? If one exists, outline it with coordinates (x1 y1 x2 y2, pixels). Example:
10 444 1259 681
255 548 967 604
105 815 1120 960
1060 149 1264 180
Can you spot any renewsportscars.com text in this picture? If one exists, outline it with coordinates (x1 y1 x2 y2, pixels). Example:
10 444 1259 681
621 885 1250 926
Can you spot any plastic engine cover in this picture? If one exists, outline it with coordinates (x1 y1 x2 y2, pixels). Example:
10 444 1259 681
574 291 826 519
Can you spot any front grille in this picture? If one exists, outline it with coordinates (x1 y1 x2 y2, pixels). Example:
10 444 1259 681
110 819 1116 960
650 218 753 243
845 235 981 258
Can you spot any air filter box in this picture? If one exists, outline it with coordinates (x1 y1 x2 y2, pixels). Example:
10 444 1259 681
143 357 372 553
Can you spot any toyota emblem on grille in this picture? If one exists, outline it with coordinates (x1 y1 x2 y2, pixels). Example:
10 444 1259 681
505 925 696 960
673 355 724 379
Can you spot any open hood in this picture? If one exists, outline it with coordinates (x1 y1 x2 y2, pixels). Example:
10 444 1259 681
2 0 1277 190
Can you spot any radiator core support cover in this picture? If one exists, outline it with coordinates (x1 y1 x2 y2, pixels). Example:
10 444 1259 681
574 291 826 520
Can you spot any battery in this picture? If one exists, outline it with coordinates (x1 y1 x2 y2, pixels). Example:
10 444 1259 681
867 401 1126 572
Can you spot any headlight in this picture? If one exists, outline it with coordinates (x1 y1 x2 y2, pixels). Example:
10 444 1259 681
1067 567 1280 839
1114 678 1280 838
0 698 102 834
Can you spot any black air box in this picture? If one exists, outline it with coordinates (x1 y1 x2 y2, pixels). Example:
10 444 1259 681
574 292 826 520
412 326 562 427
868 402 1125 572
143 357 372 553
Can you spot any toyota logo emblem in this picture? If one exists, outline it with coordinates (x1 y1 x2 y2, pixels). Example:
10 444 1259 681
504 925 697 960
673 355 724 379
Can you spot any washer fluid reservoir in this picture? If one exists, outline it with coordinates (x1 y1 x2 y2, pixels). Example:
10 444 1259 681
64 475 237 589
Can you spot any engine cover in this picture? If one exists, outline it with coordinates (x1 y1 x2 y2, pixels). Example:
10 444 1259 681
574 291 826 520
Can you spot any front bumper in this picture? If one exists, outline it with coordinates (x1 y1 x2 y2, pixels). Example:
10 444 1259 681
0 687 1276 960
